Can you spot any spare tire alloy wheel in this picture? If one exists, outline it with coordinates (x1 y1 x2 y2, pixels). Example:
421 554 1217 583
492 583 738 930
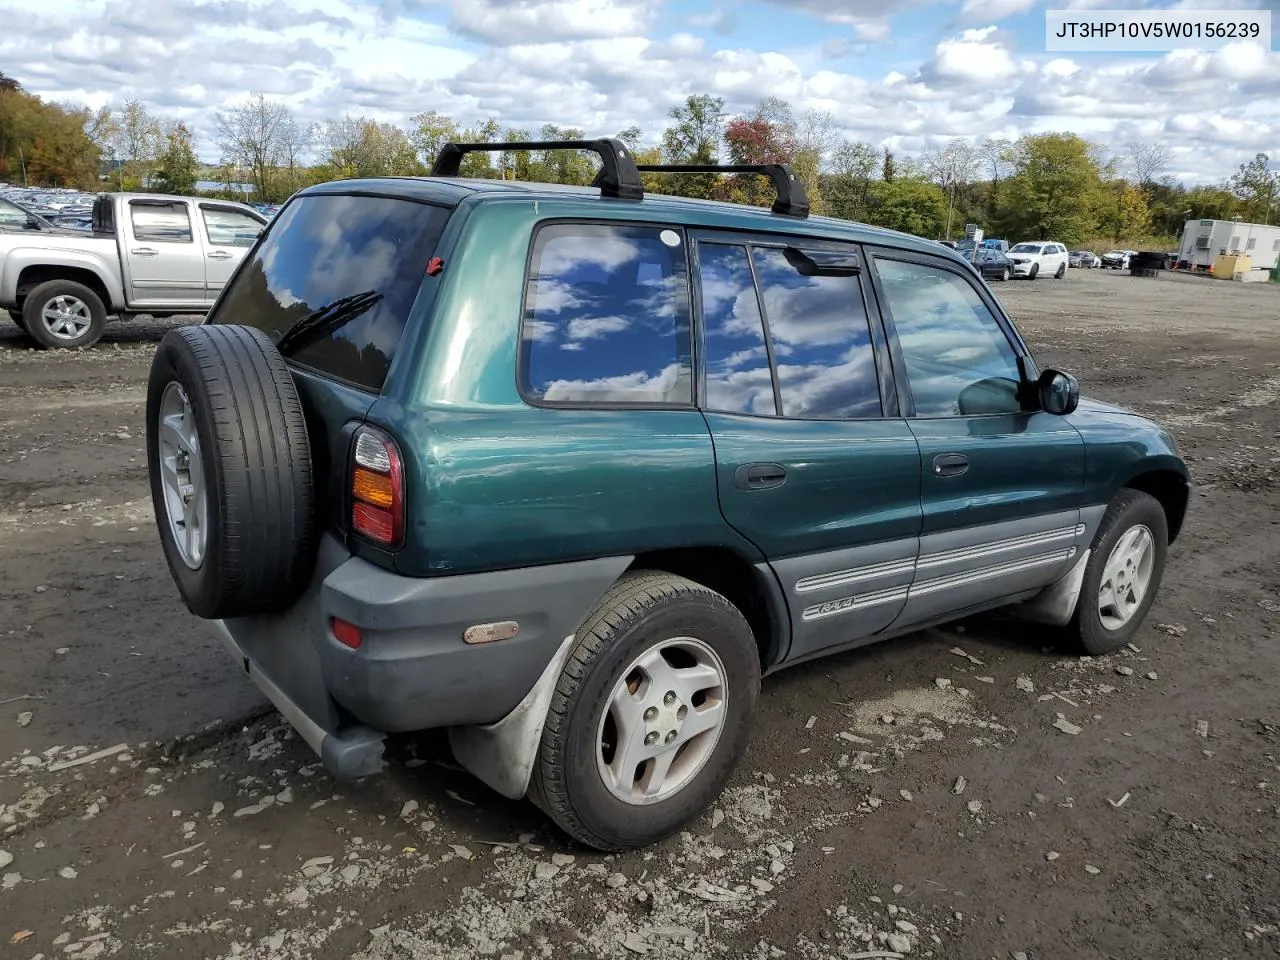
531 571 760 851
22 279 107 350
146 324 318 620
156 382 207 570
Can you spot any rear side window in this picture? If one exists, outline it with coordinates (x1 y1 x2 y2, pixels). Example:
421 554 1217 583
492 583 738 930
211 194 451 393
697 243 776 416
130 201 192 243
201 207 264 248
521 223 693 405
751 246 882 420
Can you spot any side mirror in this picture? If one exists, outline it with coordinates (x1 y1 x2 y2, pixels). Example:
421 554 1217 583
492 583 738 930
24 217 41 230
1038 369 1079 415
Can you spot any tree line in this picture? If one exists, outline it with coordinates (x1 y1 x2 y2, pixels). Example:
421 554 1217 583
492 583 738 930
3 71 1278 247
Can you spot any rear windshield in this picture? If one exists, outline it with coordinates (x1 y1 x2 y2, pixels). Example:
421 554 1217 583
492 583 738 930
210 193 452 393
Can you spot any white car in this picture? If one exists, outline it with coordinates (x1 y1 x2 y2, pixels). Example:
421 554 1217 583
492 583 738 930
1101 249 1138 270
1007 241 1069 280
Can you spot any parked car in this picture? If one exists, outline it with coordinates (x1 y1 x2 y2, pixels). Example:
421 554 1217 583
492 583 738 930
1069 250 1100 269
0 197 58 233
1007 241 1070 279
1101 249 1138 270
144 139 1190 852
976 249 1015 282
0 192 267 349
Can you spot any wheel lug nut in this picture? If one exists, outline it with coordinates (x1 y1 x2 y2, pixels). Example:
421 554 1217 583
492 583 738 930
644 732 658 746
643 707 657 721
664 691 677 706
665 730 677 743
677 705 687 720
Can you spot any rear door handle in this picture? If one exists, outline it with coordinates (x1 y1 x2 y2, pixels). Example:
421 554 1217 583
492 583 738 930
733 462 788 491
130 247 158 257
933 453 969 477
207 251 233 260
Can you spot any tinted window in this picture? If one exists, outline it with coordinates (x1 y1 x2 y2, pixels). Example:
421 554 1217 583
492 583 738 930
874 257 1022 418
698 243 776 416
210 194 451 393
752 246 881 419
130 201 192 243
202 207 264 247
522 223 692 404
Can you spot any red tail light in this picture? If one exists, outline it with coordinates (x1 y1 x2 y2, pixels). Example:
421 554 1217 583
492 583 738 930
350 426 404 548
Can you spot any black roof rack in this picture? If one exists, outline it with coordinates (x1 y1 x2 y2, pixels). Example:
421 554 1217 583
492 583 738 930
635 163 809 219
430 138 644 201
428 141 810 218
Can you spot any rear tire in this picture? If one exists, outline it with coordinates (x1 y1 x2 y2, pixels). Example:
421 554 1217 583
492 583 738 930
530 571 761 851
22 279 107 349
1055 263 1066 279
1065 489 1169 655
146 324 317 619
1001 267 1010 282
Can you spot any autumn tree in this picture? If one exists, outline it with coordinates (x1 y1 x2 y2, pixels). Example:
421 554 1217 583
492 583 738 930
216 93 292 200
0 79 101 187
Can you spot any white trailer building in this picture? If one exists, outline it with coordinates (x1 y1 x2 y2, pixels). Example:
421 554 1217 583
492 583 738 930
1177 218 1280 273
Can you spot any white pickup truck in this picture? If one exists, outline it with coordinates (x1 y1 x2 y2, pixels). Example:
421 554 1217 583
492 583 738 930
0 192 268 349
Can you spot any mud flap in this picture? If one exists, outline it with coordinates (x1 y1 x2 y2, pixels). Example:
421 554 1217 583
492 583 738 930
447 633 578 800
1013 548 1091 626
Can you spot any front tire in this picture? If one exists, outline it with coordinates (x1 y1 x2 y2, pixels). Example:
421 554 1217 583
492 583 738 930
22 280 107 349
1029 263 1040 280
530 571 761 851
1066 489 1169 655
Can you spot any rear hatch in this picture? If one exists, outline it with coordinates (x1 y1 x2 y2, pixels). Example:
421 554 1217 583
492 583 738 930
205 188 456 549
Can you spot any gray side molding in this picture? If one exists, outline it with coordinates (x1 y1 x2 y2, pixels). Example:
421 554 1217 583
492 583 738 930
1014 548 1091 626
448 632 578 799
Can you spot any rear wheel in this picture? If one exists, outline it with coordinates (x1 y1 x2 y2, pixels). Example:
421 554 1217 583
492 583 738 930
146 324 317 619
530 571 760 851
1065 489 1168 655
1055 262 1066 279
22 280 107 349
1001 266 1010 282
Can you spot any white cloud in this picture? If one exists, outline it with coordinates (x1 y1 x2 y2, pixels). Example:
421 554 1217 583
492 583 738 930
1 0 1277 182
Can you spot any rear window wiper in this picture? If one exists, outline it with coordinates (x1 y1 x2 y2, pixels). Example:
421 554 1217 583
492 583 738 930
275 290 384 357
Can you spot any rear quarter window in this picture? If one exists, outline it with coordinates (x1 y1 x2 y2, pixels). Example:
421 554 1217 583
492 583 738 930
210 193 451 393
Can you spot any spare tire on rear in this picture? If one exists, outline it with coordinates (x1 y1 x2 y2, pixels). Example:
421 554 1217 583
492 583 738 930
146 324 317 619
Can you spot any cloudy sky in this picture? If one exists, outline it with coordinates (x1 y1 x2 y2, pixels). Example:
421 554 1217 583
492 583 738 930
2 0 1278 182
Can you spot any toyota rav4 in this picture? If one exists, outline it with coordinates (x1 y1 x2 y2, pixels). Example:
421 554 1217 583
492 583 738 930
145 138 1189 851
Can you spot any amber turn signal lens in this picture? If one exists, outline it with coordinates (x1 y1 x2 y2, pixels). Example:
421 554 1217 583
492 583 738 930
353 466 394 507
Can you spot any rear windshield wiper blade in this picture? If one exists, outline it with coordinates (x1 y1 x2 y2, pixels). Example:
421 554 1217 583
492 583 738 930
275 290 384 357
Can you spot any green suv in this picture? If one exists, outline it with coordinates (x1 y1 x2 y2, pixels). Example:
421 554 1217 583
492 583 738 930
145 139 1189 851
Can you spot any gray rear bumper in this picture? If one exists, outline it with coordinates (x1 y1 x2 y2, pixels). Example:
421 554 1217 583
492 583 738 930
216 533 630 780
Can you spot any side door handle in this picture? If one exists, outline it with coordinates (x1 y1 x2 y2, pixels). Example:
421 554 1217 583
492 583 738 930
733 462 788 491
130 247 158 257
207 251 233 260
933 453 969 477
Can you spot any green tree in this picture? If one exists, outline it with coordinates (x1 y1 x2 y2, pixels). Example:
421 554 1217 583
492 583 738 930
882 148 896 183
152 121 199 194
1002 133 1104 243
409 110 459 170
864 178 947 237
1099 181 1151 242
1230 152 1278 224
660 94 725 198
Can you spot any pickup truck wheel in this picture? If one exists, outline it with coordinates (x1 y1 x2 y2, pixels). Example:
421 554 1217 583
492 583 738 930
22 280 107 349
1066 489 1168 655
530 571 760 851
146 324 317 619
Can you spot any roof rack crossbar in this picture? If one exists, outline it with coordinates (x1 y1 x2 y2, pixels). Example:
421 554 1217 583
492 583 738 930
430 138 644 201
634 163 810 218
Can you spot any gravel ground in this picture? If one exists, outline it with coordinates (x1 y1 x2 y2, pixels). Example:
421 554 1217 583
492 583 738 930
1 267 1279 960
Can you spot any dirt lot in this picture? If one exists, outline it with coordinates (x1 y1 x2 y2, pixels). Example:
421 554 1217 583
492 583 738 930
2 268 1279 960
